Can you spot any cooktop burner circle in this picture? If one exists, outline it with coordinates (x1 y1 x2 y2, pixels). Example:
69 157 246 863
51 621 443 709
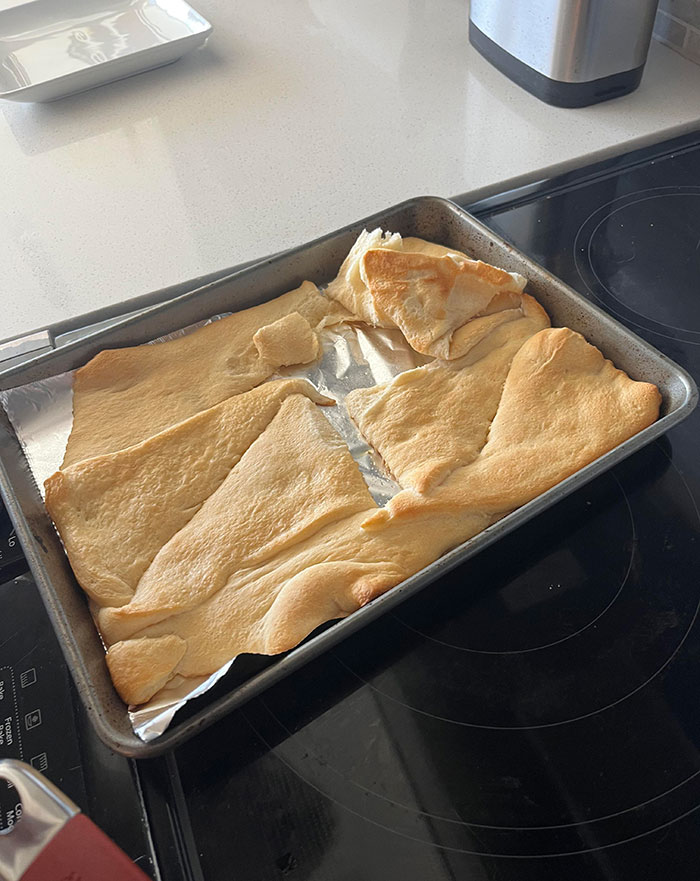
574 186 700 342
392 471 633 656
249 693 700 857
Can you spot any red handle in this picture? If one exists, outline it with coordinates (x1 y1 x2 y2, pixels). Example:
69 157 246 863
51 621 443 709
21 813 151 881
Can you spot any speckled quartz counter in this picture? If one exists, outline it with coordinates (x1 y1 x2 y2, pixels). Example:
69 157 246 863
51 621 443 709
2 0 700 342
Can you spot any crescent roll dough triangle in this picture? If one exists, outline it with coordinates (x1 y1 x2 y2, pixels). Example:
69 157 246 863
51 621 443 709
64 281 348 466
325 227 404 325
97 393 376 647
361 248 527 360
325 228 525 345
45 379 332 607
363 327 662 531
346 294 550 492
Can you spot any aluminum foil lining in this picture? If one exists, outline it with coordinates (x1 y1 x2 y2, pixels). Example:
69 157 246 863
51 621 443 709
0 312 424 741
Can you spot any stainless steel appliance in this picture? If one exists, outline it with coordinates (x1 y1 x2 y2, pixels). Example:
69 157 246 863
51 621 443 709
469 0 660 107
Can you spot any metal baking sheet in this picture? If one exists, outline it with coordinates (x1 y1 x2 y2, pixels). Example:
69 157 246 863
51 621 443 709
0 196 695 757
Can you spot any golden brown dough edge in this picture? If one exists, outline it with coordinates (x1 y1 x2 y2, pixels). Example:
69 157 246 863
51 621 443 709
362 327 662 530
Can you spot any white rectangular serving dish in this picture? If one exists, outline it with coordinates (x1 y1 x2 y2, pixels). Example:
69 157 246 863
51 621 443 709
0 0 212 102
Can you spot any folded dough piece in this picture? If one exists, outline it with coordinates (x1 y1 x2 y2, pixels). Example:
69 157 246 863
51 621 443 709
98 394 376 646
45 379 331 607
447 291 527 359
361 248 527 360
363 327 662 530
326 228 403 325
325 228 482 327
106 503 494 705
107 635 187 707
63 281 347 466
346 294 550 492
253 311 319 366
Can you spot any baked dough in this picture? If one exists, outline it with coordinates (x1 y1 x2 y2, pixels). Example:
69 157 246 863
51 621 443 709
401 236 472 259
45 380 331 607
346 294 550 492
63 281 347 466
326 228 403 325
105 503 494 705
361 248 527 359
107 635 187 707
97 394 447 704
253 311 319 366
98 394 376 648
363 327 662 530
325 228 524 347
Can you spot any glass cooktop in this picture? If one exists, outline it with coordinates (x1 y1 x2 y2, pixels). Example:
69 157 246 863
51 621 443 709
159 133 700 880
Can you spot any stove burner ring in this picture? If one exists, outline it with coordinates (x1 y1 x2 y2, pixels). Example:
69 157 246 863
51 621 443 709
332 587 695 729
338 559 698 727
574 186 700 343
393 474 634 656
251 693 700 858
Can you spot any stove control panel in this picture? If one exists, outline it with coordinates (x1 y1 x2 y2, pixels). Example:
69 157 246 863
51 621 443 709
0 573 86 830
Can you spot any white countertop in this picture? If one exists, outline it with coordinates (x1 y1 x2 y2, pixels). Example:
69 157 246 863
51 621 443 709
2 0 700 342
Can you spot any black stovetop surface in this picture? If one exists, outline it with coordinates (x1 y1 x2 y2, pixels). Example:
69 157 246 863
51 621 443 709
2 132 700 881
